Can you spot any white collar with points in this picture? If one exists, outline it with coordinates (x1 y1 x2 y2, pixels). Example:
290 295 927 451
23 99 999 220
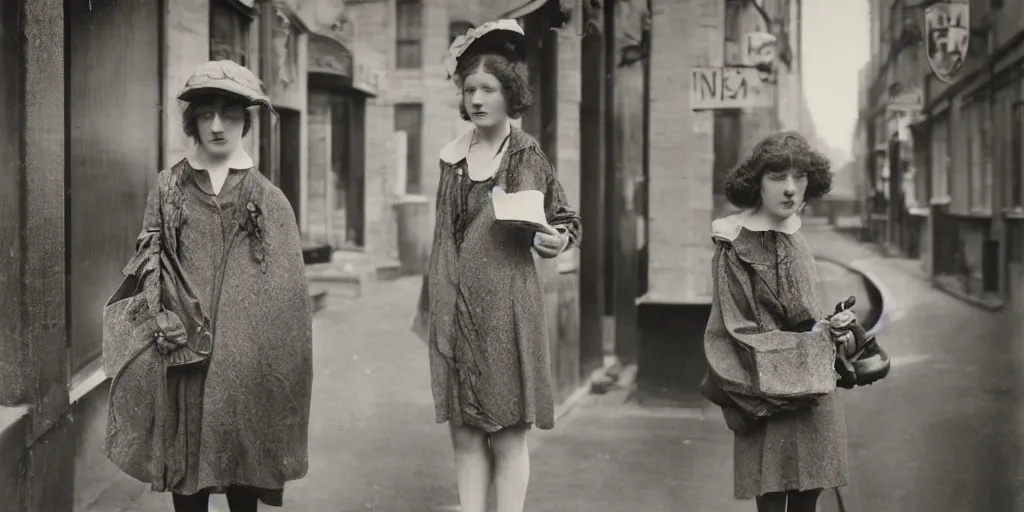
439 124 513 181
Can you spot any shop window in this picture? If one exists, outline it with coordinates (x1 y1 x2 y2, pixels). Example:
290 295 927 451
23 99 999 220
395 103 423 194
396 0 423 69
450 20 474 45
210 0 254 66
965 99 992 213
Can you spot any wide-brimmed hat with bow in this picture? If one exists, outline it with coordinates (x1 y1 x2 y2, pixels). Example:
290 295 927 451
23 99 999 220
177 59 276 114
443 19 527 78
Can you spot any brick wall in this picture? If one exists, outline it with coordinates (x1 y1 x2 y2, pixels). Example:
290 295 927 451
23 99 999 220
647 0 723 304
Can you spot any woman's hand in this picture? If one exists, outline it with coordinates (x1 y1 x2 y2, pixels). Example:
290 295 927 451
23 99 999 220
827 309 859 357
831 329 856 358
533 225 569 258
154 310 188 355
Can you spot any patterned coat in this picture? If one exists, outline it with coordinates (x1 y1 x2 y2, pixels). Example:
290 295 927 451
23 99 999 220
412 126 582 432
103 155 313 506
699 211 849 499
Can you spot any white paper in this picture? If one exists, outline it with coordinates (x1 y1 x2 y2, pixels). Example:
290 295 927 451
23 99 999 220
490 186 554 233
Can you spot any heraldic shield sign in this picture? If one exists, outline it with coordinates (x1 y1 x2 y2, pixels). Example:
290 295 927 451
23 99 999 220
925 1 970 83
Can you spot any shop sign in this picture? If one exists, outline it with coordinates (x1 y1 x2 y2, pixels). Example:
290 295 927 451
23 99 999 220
690 66 770 110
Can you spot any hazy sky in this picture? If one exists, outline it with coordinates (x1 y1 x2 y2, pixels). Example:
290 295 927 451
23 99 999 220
801 0 870 158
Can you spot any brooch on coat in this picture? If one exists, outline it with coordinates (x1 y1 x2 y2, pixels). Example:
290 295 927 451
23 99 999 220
243 201 268 273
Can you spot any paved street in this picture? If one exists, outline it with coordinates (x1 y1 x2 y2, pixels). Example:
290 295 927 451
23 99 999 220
105 226 1024 512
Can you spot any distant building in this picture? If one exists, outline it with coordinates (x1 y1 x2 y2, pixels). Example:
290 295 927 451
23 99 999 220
858 0 1024 307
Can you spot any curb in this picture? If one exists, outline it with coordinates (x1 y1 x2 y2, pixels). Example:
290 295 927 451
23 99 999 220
553 361 638 422
812 254 897 338
928 276 1005 312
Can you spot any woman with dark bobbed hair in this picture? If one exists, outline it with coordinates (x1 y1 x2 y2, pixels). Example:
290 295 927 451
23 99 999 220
699 131 854 512
412 19 581 512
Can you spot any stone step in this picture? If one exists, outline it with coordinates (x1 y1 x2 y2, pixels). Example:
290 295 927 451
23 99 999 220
305 255 404 298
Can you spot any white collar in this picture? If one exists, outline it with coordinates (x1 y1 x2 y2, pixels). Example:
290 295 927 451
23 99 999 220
439 123 513 165
186 147 254 171
711 209 802 242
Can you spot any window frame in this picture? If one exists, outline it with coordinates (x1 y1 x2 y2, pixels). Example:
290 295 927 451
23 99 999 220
394 103 424 195
210 0 256 67
395 0 423 69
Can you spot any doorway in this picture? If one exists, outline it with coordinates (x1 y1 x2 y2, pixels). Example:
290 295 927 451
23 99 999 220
330 94 365 248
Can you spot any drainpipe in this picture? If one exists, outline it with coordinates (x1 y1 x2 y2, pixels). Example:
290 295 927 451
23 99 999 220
257 0 276 184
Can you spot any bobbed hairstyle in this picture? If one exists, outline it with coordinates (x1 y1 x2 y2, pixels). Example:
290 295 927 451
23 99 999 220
452 51 534 121
724 131 833 209
180 90 254 140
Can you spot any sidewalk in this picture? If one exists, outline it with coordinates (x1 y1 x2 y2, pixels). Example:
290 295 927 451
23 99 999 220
102 225 1001 511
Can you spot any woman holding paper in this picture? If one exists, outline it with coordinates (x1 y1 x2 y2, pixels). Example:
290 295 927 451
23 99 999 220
411 19 581 512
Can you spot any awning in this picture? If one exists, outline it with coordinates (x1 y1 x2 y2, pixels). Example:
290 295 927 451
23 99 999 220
307 33 381 97
501 0 575 20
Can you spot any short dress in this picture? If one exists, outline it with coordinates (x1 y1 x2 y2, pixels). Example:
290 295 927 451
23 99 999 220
412 126 582 433
700 212 849 499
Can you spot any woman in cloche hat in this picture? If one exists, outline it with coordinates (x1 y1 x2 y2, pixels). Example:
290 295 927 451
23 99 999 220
412 19 582 512
103 59 313 512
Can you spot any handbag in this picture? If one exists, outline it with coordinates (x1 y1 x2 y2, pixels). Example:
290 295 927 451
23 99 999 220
826 296 891 389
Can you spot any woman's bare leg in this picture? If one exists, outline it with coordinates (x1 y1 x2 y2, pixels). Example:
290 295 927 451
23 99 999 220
489 424 531 512
785 489 822 512
755 492 787 512
449 422 491 512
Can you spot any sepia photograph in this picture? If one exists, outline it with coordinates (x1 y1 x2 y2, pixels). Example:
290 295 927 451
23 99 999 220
1 0 1020 510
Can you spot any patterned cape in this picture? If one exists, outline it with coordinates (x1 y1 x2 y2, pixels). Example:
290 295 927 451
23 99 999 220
102 160 313 503
699 213 837 432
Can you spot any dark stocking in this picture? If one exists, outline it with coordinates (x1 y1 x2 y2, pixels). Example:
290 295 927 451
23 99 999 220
172 490 210 512
755 492 787 512
225 486 260 512
785 489 822 512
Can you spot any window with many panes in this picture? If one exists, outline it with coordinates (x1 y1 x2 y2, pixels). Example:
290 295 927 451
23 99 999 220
396 0 423 69
210 0 253 66
395 104 423 194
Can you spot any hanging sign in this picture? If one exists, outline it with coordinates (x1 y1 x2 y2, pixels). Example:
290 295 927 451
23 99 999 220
925 1 969 84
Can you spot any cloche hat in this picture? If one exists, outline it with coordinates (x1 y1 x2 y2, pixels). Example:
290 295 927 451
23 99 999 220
177 59 276 114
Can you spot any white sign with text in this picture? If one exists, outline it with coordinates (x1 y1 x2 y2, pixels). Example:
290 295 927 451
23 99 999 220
690 66 771 110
